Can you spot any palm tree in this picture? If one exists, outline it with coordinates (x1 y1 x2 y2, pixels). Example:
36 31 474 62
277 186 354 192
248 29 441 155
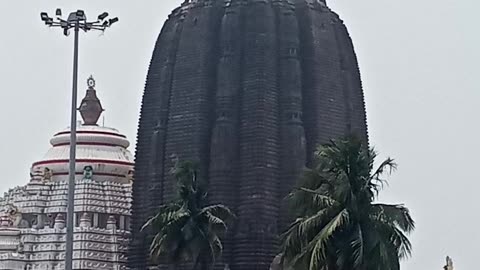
142 160 235 270
281 137 414 270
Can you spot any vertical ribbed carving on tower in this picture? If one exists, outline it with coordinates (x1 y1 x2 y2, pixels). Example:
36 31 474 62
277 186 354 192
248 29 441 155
273 0 307 234
163 2 223 203
130 13 184 268
208 2 244 268
234 1 280 269
129 0 368 269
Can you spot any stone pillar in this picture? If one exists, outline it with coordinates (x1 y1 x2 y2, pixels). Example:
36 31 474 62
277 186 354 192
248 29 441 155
119 216 125 230
93 213 99 227
74 212 78 227
54 214 65 229
36 213 46 229
106 215 117 230
79 213 91 228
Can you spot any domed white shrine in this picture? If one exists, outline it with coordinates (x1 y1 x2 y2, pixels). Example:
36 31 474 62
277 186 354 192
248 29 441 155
32 124 134 184
0 77 134 270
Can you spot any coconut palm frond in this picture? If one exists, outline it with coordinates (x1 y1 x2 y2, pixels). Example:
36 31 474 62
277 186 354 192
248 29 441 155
142 204 182 231
282 137 414 270
143 160 234 269
350 224 364 267
369 157 397 194
200 204 236 220
371 203 415 233
307 209 350 270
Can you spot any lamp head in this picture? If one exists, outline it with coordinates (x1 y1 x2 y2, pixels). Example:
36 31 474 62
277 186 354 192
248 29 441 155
67 10 85 23
40 12 49 21
98 12 109 21
108 17 119 26
55 8 62 17
74 9 86 21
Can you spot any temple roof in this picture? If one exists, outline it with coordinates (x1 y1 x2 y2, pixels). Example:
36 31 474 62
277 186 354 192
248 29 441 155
30 77 134 184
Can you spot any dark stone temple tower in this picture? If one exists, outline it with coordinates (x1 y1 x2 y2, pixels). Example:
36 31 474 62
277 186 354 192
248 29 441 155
128 0 368 269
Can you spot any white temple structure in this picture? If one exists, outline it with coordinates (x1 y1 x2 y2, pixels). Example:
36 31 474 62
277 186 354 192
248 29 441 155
0 77 134 270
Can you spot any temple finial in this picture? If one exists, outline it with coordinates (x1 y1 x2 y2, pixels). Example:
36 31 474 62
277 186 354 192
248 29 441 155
87 75 95 89
79 75 104 125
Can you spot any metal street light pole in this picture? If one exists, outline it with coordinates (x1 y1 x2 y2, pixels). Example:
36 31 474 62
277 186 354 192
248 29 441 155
66 19 79 270
40 9 118 270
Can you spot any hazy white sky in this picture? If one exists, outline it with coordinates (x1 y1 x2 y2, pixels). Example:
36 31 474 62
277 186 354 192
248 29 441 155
0 0 478 269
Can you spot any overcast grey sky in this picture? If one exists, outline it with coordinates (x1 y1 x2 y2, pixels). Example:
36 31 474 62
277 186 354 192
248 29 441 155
0 0 478 269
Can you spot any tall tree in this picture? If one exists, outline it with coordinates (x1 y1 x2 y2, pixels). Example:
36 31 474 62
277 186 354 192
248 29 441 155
282 137 414 270
143 160 235 270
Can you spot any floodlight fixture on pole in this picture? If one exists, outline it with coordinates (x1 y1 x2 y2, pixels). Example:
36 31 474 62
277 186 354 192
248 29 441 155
98 12 109 21
39 8 118 270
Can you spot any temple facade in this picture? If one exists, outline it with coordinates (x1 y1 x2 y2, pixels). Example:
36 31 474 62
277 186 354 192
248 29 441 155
0 77 134 270
130 0 368 269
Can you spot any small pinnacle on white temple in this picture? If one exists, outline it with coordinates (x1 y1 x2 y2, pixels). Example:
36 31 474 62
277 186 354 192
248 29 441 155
78 76 104 125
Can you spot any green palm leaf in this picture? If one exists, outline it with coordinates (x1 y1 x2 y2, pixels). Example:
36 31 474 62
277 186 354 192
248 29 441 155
308 209 350 270
200 204 236 220
281 137 414 270
350 224 364 267
142 160 235 269
371 203 415 233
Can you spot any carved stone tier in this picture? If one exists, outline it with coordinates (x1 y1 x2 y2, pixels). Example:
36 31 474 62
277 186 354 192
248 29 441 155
0 227 21 253
0 177 132 270
0 227 129 270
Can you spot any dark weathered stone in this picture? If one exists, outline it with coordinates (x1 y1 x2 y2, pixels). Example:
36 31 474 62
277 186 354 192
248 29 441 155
128 0 368 269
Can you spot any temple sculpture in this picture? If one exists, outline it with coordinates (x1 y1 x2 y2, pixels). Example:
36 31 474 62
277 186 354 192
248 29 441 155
129 0 368 269
0 77 134 270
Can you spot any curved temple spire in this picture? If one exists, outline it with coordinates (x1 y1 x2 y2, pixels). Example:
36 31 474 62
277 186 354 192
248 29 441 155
129 0 368 268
